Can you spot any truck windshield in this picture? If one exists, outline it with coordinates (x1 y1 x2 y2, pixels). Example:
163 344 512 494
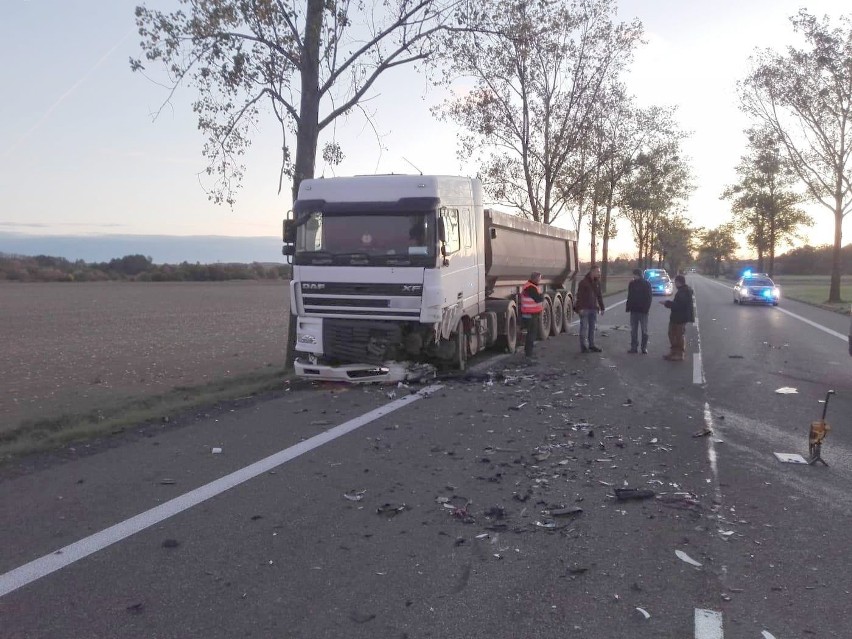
294 211 436 266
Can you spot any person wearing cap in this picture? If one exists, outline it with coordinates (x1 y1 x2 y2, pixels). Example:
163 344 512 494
626 268 652 354
574 265 605 353
660 274 695 361
519 271 544 357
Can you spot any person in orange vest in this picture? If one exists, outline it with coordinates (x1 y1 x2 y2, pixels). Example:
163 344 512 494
520 271 545 357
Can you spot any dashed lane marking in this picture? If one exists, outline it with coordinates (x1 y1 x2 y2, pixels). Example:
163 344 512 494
695 608 724 639
693 352 704 385
0 384 444 599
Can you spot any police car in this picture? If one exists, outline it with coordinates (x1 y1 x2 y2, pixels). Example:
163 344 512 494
733 273 780 306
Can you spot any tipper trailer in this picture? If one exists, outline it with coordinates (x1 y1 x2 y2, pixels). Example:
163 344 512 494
283 175 579 381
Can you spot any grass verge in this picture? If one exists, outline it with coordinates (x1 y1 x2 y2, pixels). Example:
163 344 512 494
0 368 292 461
773 276 851 315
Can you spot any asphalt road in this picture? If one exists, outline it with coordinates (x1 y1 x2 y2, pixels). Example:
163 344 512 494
1 274 850 638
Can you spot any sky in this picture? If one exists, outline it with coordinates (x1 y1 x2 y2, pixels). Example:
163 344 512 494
1 0 850 262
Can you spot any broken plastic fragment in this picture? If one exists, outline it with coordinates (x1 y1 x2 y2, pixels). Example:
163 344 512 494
614 488 655 501
675 549 702 567
773 452 808 464
211 447 222 454
635 607 651 620
775 387 798 394
344 490 366 501
761 631 777 639
547 507 583 517
376 503 407 516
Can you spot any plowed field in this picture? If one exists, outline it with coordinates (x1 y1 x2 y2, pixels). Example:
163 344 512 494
1 281 289 432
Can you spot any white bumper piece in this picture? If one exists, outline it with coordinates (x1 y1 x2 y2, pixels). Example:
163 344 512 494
294 359 436 384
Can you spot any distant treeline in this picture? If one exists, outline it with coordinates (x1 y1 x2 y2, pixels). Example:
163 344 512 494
0 253 291 282
729 243 852 276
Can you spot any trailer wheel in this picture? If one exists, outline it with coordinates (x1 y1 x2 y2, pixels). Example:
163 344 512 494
551 296 564 336
539 297 552 340
495 307 518 354
562 296 574 331
454 319 468 371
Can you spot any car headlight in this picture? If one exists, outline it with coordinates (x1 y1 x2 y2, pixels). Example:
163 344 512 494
773 288 780 297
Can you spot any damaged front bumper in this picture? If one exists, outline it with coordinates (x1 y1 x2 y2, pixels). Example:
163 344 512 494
294 358 435 384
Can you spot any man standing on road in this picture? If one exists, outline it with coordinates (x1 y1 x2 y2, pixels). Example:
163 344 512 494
626 268 652 354
575 265 605 353
520 271 544 358
660 274 694 361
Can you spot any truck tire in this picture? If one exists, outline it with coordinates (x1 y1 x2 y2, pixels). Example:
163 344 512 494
454 319 468 371
551 295 564 336
562 296 574 331
539 297 552 341
495 306 518 354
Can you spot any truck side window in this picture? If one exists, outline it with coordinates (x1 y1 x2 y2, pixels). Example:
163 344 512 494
462 208 472 248
301 213 323 251
440 208 461 255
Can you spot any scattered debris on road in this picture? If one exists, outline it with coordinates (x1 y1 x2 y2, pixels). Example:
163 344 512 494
774 387 798 394
675 549 702 567
614 488 655 501
376 503 408 517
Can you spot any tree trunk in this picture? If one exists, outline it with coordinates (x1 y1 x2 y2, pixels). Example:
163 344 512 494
600 193 614 294
291 0 323 203
589 204 597 266
768 217 776 277
829 206 843 302
285 0 324 369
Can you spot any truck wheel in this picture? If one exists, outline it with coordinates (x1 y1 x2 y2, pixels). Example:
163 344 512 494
551 296 564 336
495 307 518 354
562 297 574 331
539 297 552 341
454 319 467 371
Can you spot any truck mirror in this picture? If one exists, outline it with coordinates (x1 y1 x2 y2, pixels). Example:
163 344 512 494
282 245 295 256
437 218 446 243
283 219 296 243
490 227 497 240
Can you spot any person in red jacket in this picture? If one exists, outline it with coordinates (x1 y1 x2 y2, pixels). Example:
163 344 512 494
574 265 605 353
520 272 544 357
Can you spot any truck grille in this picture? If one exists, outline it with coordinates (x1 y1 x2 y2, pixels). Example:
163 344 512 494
299 283 422 319
323 319 402 364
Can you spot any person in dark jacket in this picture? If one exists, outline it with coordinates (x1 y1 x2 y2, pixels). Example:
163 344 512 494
660 274 694 361
520 271 545 357
574 265 605 353
626 268 652 354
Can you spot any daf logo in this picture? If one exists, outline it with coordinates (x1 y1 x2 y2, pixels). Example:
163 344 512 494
302 282 326 290
402 284 422 292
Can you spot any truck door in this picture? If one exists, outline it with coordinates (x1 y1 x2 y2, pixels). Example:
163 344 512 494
439 207 481 319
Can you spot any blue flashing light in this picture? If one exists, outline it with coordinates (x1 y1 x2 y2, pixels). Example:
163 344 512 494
762 289 772 297
743 269 753 277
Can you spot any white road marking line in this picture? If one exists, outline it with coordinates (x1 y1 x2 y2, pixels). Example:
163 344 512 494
774 306 847 341
694 608 724 639
567 298 626 326
703 403 723 506
693 296 705 384
0 384 444 599
693 352 704 384
701 276 847 341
